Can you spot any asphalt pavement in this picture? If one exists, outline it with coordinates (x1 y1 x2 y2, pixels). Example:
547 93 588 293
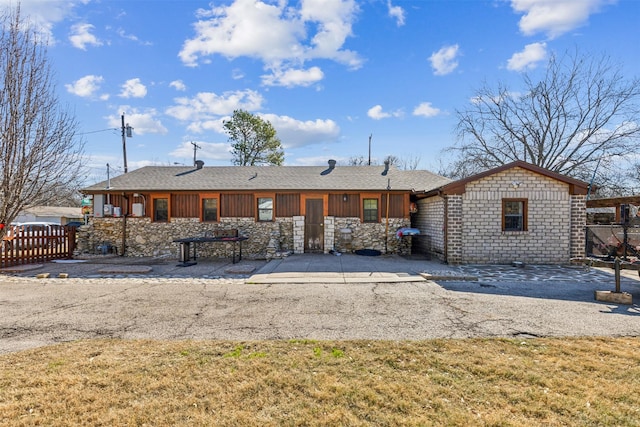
1 253 639 354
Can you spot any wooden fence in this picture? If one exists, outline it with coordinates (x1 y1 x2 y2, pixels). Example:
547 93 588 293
0 226 76 268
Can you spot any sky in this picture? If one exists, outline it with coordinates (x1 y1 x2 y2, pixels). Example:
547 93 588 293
2 0 639 181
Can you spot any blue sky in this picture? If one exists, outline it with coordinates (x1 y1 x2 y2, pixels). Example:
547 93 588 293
4 0 639 180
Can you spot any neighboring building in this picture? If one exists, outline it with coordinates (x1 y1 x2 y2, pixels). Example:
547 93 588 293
586 195 640 224
412 161 589 264
13 206 83 225
80 160 450 259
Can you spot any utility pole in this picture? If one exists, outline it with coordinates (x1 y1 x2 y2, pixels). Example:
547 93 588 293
121 113 133 173
191 141 201 166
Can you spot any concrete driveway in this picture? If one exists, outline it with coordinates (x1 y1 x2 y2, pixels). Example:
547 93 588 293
1 254 639 354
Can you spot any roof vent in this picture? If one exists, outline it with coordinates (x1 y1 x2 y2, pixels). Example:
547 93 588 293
195 160 204 170
328 159 336 169
382 159 390 175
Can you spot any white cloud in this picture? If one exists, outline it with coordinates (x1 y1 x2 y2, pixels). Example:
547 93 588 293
261 66 324 87
429 44 460 76
69 23 102 50
65 75 105 98
511 0 615 39
387 1 405 26
107 108 168 135
119 78 147 98
169 140 233 162
178 0 361 87
413 102 442 118
186 119 227 134
0 0 83 43
261 113 341 148
232 68 245 80
507 42 547 71
116 28 151 46
165 89 264 126
367 105 403 120
169 80 187 91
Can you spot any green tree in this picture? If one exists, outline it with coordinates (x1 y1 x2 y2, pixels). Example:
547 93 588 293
0 7 84 235
224 110 284 166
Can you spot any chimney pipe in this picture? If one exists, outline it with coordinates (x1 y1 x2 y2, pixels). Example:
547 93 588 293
382 159 390 175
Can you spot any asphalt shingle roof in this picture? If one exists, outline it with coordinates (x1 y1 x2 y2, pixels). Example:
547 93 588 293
82 164 451 193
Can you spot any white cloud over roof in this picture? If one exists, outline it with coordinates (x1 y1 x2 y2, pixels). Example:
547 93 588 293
262 113 341 148
108 108 168 136
178 0 361 87
170 140 233 162
165 89 265 123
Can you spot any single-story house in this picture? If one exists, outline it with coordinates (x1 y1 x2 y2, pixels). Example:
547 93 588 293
412 161 589 264
80 159 589 264
80 160 451 258
13 206 83 225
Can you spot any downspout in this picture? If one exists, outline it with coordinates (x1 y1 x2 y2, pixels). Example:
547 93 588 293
385 178 391 254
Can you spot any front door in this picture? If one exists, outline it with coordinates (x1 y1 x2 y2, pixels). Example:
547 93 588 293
305 198 324 253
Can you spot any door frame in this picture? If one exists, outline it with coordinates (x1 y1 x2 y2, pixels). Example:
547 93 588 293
304 198 324 253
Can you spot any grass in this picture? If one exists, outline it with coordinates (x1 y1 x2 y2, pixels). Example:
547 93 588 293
1 338 640 426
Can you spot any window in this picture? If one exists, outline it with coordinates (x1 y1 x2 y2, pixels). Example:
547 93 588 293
503 199 527 231
363 198 378 223
153 198 169 222
258 197 273 221
202 198 218 222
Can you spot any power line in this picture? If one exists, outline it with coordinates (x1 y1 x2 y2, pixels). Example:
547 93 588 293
78 128 118 136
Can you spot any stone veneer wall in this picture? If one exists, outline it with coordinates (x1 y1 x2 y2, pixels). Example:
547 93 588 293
459 168 573 264
331 217 411 255
78 215 411 258
413 197 446 260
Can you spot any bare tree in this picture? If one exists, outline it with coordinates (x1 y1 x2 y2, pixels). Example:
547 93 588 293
383 154 421 170
225 109 284 166
0 7 84 236
450 50 640 185
348 155 370 166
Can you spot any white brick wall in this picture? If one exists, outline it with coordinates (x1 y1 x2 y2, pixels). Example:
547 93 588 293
460 168 571 263
413 197 445 259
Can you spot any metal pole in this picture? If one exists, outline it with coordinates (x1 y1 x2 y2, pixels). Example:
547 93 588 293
615 257 621 293
385 178 390 253
121 113 128 173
